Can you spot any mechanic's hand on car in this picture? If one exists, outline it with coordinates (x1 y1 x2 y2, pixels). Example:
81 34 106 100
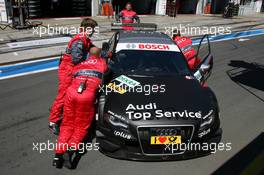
49 122 60 135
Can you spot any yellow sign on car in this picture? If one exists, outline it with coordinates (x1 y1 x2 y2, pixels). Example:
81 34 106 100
150 136 181 145
107 82 126 94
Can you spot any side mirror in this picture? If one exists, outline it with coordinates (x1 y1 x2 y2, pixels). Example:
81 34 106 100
194 54 213 83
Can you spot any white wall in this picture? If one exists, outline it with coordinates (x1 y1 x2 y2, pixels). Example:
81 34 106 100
92 0 99 16
155 0 167 15
196 0 207 14
0 0 8 22
239 0 263 15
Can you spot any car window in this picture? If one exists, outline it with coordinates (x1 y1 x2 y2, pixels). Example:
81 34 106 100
110 50 191 76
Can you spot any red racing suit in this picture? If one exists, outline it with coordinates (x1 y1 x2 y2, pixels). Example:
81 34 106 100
49 33 93 123
174 36 201 70
55 55 108 154
118 9 140 24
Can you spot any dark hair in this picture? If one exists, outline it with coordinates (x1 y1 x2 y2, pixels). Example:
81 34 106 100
126 2 132 6
172 29 181 39
80 18 98 29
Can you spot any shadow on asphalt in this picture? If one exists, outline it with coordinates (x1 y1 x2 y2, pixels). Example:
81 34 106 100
226 60 264 102
213 133 264 175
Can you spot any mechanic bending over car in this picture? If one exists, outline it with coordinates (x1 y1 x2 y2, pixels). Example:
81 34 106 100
172 30 201 70
116 2 140 24
49 18 98 134
53 47 108 169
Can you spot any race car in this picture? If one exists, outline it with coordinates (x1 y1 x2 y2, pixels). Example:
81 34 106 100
96 29 222 161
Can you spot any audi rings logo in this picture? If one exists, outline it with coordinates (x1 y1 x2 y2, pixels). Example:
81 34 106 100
126 43 137 49
155 128 178 136
82 59 97 65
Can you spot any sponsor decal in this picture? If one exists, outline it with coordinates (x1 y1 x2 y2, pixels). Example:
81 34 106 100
150 136 181 145
107 75 140 94
125 103 202 120
108 112 129 129
202 110 214 119
81 59 97 64
115 75 140 87
138 44 170 51
107 82 126 94
108 110 126 121
175 37 187 45
181 45 192 53
116 43 180 52
126 43 137 49
114 130 132 140
198 128 211 138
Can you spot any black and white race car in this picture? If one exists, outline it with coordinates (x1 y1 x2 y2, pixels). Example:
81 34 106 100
96 29 222 161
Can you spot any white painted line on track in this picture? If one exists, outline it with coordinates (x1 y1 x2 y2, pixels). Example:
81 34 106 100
0 67 58 80
6 37 71 49
0 57 59 68
238 38 250 42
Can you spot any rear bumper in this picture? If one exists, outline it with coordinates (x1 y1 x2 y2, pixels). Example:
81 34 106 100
97 128 222 161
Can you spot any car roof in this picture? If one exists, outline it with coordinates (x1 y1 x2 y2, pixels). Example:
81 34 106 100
118 30 175 45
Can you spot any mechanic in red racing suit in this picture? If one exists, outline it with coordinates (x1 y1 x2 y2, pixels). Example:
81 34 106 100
53 47 108 169
173 31 209 87
117 2 140 24
173 31 201 70
49 18 98 134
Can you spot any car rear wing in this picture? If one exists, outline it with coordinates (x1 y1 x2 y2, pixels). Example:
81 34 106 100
111 23 157 31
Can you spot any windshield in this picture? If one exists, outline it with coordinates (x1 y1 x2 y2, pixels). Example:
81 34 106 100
110 50 191 76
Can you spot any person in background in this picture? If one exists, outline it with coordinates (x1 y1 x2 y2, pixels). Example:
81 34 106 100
102 0 114 19
116 2 140 24
53 47 108 169
48 18 98 135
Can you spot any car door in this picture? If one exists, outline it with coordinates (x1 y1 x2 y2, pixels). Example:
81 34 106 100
194 35 213 84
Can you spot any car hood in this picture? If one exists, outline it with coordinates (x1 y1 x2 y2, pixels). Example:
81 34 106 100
104 74 214 124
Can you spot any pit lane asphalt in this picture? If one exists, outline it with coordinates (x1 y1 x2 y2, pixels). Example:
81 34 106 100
0 35 264 175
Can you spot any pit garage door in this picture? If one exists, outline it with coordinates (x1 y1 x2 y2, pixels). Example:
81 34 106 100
177 0 198 14
112 0 157 14
29 0 92 18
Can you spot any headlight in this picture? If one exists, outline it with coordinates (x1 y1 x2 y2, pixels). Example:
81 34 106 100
198 110 216 138
199 110 215 130
104 111 129 129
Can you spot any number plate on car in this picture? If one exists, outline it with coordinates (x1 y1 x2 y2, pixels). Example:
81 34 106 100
150 136 181 145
